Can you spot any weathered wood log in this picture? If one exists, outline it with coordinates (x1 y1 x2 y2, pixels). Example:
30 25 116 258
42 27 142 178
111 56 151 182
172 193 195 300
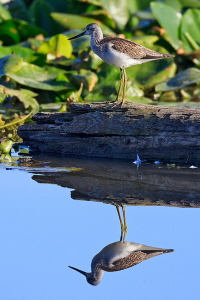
18 102 200 163
30 155 200 207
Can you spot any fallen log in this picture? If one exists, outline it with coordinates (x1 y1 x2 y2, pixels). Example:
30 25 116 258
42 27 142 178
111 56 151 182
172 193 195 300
18 102 200 163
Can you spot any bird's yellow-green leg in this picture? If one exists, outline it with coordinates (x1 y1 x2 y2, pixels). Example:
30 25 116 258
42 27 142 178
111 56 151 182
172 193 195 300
115 68 123 103
121 68 128 106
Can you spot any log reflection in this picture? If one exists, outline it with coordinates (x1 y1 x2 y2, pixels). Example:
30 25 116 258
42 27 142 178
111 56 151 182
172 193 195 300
28 155 200 208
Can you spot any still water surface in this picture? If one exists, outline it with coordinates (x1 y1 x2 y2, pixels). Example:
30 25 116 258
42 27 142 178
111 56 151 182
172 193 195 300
0 153 200 300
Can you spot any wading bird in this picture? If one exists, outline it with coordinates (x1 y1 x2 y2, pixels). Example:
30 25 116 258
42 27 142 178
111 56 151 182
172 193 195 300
68 23 174 106
69 241 174 285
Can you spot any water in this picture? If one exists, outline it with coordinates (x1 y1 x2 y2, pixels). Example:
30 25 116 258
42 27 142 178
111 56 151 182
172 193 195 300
0 153 200 300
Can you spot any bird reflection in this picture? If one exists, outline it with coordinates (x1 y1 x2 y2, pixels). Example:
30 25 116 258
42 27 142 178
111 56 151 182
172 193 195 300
69 204 174 285
69 241 174 285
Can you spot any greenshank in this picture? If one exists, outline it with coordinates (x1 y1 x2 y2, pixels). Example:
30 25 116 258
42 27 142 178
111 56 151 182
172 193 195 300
68 23 174 105
69 241 174 285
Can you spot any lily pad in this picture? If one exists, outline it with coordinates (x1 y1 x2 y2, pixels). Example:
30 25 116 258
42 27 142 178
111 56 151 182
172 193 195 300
100 0 129 28
67 33 90 53
0 55 23 77
127 0 152 12
51 13 114 35
8 62 71 91
38 34 73 59
84 63 119 101
155 68 200 91
0 3 12 20
13 19 47 40
132 35 160 47
0 139 13 154
181 0 200 8
151 2 182 50
0 85 39 112
0 46 35 61
180 9 200 53
126 55 176 89
28 0 56 35
83 9 116 30
0 20 20 44
73 69 98 92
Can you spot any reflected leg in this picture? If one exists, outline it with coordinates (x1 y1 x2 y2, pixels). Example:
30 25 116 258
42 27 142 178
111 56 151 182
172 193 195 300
115 204 128 242
121 204 128 241
116 205 124 241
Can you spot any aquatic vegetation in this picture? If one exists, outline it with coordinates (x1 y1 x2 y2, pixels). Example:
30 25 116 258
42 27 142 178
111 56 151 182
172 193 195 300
0 0 199 138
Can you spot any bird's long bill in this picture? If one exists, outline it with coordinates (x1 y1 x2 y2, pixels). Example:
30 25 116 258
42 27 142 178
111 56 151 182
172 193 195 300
68 266 87 277
68 31 86 40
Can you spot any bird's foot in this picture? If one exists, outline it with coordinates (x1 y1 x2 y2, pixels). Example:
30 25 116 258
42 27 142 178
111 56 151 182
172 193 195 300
109 100 124 109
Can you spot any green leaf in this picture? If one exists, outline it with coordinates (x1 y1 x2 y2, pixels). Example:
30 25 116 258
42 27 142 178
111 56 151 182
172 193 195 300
5 0 30 22
80 0 101 5
8 62 71 91
0 20 20 44
180 9 200 53
0 115 5 126
13 19 47 40
132 35 160 47
164 0 182 11
67 83 83 102
51 13 114 35
126 96 153 104
84 63 121 101
180 0 200 8
0 140 13 154
151 2 182 50
126 53 176 88
73 69 98 92
127 0 152 12
0 46 35 62
0 55 23 77
83 9 116 30
0 93 6 104
67 33 90 53
100 0 129 28
38 34 73 59
0 3 12 20
0 85 39 112
155 68 200 92
28 0 56 35
0 111 35 130
47 57 76 66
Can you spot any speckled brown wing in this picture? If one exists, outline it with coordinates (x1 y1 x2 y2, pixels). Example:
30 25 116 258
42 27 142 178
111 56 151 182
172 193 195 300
99 37 173 60
102 250 165 272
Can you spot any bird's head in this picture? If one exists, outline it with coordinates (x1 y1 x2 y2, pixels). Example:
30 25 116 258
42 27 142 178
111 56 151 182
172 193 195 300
68 265 101 286
68 23 100 41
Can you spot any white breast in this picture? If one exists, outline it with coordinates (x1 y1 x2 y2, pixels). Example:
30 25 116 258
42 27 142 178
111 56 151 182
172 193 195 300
91 41 150 68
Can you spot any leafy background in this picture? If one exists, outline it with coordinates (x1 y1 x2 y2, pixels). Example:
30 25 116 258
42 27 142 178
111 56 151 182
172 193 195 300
0 0 200 152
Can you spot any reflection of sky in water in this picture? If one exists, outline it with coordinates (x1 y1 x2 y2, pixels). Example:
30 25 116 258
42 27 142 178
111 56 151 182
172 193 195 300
0 162 200 300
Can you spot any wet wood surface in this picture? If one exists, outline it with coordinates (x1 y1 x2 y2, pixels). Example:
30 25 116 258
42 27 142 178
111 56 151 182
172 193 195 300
18 102 200 163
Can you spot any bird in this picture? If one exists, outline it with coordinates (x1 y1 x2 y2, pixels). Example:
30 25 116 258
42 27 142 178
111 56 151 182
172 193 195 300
68 23 175 106
68 241 174 285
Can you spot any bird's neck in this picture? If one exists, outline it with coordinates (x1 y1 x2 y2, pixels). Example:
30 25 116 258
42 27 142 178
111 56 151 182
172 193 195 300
91 264 104 285
90 29 103 45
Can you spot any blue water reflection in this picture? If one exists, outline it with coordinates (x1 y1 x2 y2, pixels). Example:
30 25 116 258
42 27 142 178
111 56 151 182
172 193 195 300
0 155 200 300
